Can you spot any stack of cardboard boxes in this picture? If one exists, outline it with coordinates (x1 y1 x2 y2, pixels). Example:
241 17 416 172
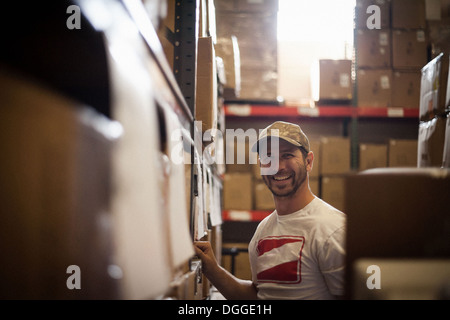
359 139 418 169
318 137 351 212
318 136 417 212
418 52 450 167
416 0 450 168
215 35 241 100
214 0 278 102
355 0 427 109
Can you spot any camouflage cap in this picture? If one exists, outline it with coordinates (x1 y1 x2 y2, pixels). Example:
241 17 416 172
251 121 310 153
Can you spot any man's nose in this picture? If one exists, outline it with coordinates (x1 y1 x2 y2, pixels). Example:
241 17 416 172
276 157 288 170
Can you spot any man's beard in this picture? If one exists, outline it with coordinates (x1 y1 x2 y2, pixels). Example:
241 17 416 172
263 164 307 198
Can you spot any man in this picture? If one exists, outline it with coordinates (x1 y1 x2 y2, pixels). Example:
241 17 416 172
195 121 346 300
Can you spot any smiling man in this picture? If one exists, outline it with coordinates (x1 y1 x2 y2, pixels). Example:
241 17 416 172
195 121 346 300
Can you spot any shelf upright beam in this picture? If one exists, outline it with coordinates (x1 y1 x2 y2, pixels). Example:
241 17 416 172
174 0 199 116
351 9 359 171
173 0 199 241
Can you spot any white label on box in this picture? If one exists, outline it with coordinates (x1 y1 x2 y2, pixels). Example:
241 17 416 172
298 107 319 117
417 30 425 42
387 108 404 117
227 104 251 116
340 73 350 88
379 32 388 46
380 75 390 89
229 210 251 221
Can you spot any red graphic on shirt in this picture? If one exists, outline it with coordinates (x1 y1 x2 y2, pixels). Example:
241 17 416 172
256 236 305 284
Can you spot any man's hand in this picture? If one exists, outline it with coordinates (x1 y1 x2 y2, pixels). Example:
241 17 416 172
194 241 218 279
194 241 258 300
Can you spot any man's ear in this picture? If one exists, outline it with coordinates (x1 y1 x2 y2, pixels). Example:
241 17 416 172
306 151 314 172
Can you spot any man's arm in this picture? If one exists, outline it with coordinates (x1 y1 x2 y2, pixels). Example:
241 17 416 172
194 241 258 300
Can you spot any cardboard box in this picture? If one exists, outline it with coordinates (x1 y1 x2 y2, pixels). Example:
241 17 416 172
392 30 428 69
420 53 449 121
388 139 418 167
391 0 426 29
216 12 277 50
225 137 256 173
188 260 203 300
352 258 450 300
320 136 351 175
392 70 421 109
215 11 277 101
235 0 279 13
309 139 321 178
355 0 391 29
223 173 253 210
215 0 279 13
167 274 186 299
252 162 262 180
215 36 241 99
418 116 447 167
253 181 275 210
0 72 118 299
344 167 450 299
238 41 277 70
311 59 352 102
202 272 211 299
357 69 392 107
359 143 388 171
425 0 442 20
183 270 197 300
356 29 391 68
428 20 450 58
321 175 346 212
239 65 278 102
196 37 218 133
214 0 237 12
198 0 217 41
441 0 450 19
442 115 450 167
211 225 223 265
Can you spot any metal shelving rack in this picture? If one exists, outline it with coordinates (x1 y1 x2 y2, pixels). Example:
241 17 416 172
173 0 200 241
174 0 199 116
351 4 359 171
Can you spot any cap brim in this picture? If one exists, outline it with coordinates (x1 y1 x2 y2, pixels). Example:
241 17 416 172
251 136 302 153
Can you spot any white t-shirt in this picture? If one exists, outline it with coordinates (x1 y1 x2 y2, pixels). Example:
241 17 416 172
248 197 346 300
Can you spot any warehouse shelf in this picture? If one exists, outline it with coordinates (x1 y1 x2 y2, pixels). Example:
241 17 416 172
224 104 419 119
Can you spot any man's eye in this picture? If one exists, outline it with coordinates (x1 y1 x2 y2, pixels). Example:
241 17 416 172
283 154 294 159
